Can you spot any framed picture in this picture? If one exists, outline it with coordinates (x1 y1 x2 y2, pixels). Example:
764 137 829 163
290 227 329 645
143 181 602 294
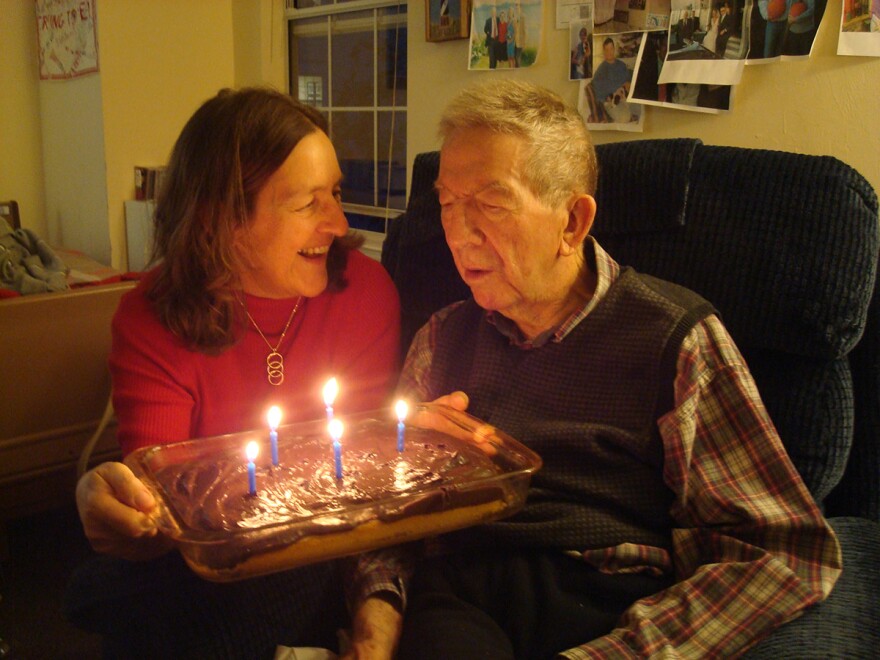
426 0 470 41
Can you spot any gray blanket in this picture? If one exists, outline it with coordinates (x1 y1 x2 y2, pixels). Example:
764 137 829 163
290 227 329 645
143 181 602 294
0 222 68 295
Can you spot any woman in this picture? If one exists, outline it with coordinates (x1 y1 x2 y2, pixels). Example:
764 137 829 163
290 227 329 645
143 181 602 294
67 87 402 659
703 6 721 54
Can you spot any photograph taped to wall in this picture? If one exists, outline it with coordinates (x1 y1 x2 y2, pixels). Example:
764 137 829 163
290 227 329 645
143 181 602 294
426 0 470 41
470 0 543 70
838 0 880 55
746 0 828 61
630 30 733 112
658 0 745 86
594 0 672 32
557 0 598 28
570 19 596 79
578 31 646 131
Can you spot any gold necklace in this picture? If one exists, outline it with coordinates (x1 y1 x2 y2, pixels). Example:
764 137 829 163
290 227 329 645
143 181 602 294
243 297 303 386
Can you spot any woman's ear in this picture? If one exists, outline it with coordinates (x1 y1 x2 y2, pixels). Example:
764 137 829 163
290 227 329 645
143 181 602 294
560 194 597 257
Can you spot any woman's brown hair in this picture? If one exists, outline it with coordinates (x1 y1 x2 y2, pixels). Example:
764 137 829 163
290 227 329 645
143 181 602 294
147 87 361 353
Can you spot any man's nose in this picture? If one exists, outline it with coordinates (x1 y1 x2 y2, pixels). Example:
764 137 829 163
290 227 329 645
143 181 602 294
442 202 482 247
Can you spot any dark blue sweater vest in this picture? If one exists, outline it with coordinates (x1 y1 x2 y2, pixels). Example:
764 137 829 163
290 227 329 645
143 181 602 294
428 268 715 551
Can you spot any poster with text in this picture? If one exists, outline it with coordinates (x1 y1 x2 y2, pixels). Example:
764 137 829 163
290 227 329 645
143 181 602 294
838 0 880 55
36 0 99 80
470 0 543 69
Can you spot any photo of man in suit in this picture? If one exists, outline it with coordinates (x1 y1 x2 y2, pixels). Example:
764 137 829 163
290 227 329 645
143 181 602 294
484 5 499 69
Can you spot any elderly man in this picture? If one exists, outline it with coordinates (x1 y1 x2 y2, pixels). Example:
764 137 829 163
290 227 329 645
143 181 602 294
386 81 840 659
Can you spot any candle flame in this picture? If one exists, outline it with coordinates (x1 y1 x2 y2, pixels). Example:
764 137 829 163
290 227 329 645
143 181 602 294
328 418 344 441
395 399 409 422
246 441 259 462
323 377 339 406
267 405 282 430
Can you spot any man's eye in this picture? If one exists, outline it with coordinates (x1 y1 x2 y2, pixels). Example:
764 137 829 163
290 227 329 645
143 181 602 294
477 200 506 216
296 199 317 212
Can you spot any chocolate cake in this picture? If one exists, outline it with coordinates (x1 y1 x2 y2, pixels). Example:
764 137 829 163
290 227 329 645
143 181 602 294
127 406 541 582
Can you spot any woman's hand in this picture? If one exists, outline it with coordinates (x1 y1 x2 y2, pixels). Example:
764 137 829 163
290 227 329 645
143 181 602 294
341 595 402 660
75 461 174 561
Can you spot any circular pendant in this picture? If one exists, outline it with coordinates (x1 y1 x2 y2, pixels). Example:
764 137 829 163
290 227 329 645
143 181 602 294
266 350 284 386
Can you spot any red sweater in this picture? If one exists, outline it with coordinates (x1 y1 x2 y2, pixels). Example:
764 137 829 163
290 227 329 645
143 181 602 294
110 251 400 456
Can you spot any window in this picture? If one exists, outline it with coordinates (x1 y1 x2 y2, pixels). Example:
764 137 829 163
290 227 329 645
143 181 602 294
287 0 407 256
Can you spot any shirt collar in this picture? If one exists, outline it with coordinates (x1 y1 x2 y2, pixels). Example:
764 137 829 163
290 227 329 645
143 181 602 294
487 237 621 349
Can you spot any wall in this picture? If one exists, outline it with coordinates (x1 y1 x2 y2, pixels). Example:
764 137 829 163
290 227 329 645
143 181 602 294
3 1 239 268
233 0 288 90
39 75 109 259
98 1 236 269
407 1 880 195
7 1 878 267
0 2 47 237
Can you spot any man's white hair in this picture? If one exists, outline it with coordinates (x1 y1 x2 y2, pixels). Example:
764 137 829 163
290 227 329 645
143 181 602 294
438 80 598 208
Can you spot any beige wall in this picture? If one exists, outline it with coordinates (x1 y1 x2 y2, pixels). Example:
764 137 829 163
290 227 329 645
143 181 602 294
4 1 241 269
98 1 237 269
1 2 47 237
6 1 878 268
408 1 880 195
39 74 109 259
233 0 289 89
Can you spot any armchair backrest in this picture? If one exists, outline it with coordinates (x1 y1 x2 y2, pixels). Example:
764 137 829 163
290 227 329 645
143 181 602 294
382 140 879 521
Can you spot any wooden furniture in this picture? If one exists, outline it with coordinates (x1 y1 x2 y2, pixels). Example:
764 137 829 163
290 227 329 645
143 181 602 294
0 281 135 520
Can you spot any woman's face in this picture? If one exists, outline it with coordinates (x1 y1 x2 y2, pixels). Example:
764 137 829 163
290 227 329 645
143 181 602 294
236 130 348 299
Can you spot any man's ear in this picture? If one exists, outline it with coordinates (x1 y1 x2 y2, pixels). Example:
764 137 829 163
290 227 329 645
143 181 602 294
560 194 596 257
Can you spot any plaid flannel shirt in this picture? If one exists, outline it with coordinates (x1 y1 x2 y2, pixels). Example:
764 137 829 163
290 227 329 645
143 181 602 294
391 237 841 657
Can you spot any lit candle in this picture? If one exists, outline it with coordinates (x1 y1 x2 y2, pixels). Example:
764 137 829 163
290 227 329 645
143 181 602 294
395 399 408 453
323 377 339 422
246 441 259 496
267 405 282 466
329 418 344 480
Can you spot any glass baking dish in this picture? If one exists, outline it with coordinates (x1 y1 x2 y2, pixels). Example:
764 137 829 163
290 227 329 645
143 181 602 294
124 403 542 582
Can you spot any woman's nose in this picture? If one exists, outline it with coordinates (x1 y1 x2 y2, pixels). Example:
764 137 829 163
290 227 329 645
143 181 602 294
323 198 349 236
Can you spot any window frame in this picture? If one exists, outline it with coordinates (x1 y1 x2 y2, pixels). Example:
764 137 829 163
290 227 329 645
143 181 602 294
286 0 407 249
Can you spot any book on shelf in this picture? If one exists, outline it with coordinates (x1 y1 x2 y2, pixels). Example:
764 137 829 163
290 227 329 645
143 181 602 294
134 166 167 201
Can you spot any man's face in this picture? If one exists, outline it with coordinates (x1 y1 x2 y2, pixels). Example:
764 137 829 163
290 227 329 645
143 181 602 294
436 128 571 325
603 42 616 62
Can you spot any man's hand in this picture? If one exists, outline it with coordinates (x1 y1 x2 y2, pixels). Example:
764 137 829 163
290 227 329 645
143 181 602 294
76 461 173 560
342 596 402 660
431 390 469 411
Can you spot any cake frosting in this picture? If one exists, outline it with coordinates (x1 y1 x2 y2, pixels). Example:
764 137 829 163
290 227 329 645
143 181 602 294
145 417 531 581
